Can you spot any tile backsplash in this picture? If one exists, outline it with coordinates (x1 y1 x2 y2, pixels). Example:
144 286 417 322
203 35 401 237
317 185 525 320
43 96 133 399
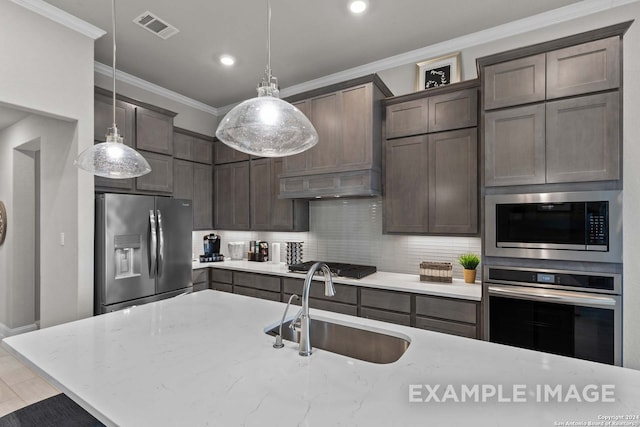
193 197 481 279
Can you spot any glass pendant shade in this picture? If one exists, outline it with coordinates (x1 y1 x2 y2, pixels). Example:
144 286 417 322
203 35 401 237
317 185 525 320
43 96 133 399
216 94 318 157
75 128 151 178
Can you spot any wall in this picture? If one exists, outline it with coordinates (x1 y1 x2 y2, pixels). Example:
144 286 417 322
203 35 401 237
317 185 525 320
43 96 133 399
94 73 218 137
0 1 95 333
379 2 640 369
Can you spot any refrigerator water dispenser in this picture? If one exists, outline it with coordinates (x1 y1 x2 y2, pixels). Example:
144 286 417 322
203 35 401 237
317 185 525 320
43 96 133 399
114 235 141 279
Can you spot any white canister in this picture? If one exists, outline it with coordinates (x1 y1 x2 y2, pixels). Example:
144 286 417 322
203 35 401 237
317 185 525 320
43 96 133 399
271 243 281 264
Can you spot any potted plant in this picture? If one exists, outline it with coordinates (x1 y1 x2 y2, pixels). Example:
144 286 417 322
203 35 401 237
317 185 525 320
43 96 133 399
458 253 480 284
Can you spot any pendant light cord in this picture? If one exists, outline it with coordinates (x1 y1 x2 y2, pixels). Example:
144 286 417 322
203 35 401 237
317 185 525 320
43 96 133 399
111 0 117 129
266 0 272 81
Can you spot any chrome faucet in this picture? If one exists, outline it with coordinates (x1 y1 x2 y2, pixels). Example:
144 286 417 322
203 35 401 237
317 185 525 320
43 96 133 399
295 262 336 356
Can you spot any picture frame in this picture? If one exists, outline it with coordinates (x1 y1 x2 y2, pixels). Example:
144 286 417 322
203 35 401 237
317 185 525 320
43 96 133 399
416 52 461 91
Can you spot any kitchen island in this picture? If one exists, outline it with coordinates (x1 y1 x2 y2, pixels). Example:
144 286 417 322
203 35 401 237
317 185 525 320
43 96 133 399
3 290 640 426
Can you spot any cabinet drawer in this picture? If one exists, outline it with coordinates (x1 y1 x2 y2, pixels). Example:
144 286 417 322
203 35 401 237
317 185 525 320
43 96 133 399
282 278 357 304
415 295 477 324
483 54 546 110
210 269 233 284
385 99 429 139
360 307 410 326
211 282 233 293
360 288 411 313
284 293 357 317
428 88 477 132
233 272 281 292
233 286 280 302
415 316 477 339
192 269 209 284
193 282 209 292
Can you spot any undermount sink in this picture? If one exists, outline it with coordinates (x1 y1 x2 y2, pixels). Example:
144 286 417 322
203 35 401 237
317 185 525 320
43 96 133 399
266 318 410 364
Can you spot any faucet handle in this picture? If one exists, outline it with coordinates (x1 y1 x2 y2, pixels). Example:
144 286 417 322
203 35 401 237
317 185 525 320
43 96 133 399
290 307 303 329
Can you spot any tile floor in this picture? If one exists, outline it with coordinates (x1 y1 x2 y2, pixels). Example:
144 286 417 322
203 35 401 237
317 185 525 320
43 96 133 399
0 343 60 417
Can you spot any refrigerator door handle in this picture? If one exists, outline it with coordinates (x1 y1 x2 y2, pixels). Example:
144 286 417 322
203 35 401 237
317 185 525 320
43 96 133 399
149 210 157 278
157 209 165 277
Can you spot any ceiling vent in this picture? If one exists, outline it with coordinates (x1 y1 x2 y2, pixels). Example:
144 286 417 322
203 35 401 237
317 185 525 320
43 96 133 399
133 11 179 40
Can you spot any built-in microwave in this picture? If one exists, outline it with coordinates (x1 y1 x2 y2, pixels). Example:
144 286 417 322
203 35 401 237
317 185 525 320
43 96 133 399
485 191 622 263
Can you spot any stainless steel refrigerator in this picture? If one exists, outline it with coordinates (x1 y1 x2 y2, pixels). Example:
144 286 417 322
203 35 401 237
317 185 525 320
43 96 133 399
95 193 193 314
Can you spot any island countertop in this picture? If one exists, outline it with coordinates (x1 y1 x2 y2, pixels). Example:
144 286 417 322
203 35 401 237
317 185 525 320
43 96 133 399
3 290 640 426
193 260 482 301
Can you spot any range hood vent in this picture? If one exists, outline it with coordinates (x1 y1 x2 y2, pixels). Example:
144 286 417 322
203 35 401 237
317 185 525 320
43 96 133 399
133 11 179 40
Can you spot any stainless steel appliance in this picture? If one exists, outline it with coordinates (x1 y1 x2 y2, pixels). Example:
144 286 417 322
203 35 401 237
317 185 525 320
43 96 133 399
484 266 621 365
95 193 193 314
289 261 377 279
485 191 622 262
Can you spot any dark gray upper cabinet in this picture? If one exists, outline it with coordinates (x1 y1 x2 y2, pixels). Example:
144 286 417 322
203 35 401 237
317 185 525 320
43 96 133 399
484 104 546 187
250 158 309 231
214 161 250 230
135 107 174 155
385 99 429 140
483 54 546 110
174 159 213 230
384 136 428 233
279 74 392 198
214 139 250 164
135 151 173 194
546 92 620 183
428 88 478 132
428 129 478 234
173 128 213 165
383 80 479 235
94 91 135 191
546 36 620 99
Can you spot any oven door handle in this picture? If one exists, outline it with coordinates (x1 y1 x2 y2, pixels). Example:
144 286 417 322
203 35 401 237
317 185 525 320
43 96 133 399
487 285 617 307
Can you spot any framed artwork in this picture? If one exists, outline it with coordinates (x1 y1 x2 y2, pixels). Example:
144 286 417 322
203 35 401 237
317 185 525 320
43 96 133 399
416 52 461 91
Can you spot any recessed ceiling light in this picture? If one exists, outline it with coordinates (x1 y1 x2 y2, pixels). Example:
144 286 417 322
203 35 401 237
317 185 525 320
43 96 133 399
349 0 368 14
219 55 235 66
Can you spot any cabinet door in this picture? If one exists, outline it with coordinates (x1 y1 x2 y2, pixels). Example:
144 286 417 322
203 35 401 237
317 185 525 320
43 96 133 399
135 151 173 193
192 136 213 165
547 36 620 99
484 104 546 187
483 54 546 110
383 136 428 233
428 88 477 132
546 92 619 183
282 100 310 174
428 129 478 234
307 92 340 171
270 159 296 230
214 161 250 229
173 131 193 161
250 158 271 230
214 139 250 164
385 99 429 139
340 84 372 168
193 163 213 229
94 93 135 190
135 107 173 155
173 159 194 201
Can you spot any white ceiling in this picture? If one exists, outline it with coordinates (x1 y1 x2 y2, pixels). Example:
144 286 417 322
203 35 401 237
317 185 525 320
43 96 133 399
44 0 581 108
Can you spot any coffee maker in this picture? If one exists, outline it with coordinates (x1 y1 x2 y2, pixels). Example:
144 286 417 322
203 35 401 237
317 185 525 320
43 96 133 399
200 234 224 262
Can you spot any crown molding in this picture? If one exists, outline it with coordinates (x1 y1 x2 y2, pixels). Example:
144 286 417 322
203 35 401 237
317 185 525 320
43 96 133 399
11 0 105 40
94 62 219 116
275 0 640 101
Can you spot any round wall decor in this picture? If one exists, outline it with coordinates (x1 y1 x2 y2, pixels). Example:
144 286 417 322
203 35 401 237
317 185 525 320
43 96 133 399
0 201 6 245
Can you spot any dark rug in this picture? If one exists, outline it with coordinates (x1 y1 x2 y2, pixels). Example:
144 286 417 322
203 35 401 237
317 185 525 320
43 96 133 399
0 394 105 427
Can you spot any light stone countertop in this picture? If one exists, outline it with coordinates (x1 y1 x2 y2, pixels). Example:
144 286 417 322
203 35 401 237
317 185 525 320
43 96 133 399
193 260 481 301
3 290 640 426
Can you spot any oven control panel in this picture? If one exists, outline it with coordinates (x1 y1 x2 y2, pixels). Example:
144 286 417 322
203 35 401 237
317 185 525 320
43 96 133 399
487 267 617 292
587 202 608 246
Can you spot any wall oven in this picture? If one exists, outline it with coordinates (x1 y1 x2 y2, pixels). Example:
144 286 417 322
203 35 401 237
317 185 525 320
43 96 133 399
484 266 621 365
485 191 622 263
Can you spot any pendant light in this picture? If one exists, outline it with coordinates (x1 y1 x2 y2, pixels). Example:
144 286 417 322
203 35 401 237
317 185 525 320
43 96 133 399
75 0 151 179
215 0 318 157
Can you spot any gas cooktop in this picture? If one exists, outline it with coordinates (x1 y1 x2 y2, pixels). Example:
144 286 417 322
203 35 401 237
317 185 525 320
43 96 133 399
288 261 377 279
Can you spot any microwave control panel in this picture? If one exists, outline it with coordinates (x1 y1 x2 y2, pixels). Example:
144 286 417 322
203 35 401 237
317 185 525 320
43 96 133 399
587 202 608 246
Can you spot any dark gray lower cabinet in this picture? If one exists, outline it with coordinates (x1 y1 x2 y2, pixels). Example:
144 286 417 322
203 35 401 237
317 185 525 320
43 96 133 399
192 269 209 292
207 269 480 338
